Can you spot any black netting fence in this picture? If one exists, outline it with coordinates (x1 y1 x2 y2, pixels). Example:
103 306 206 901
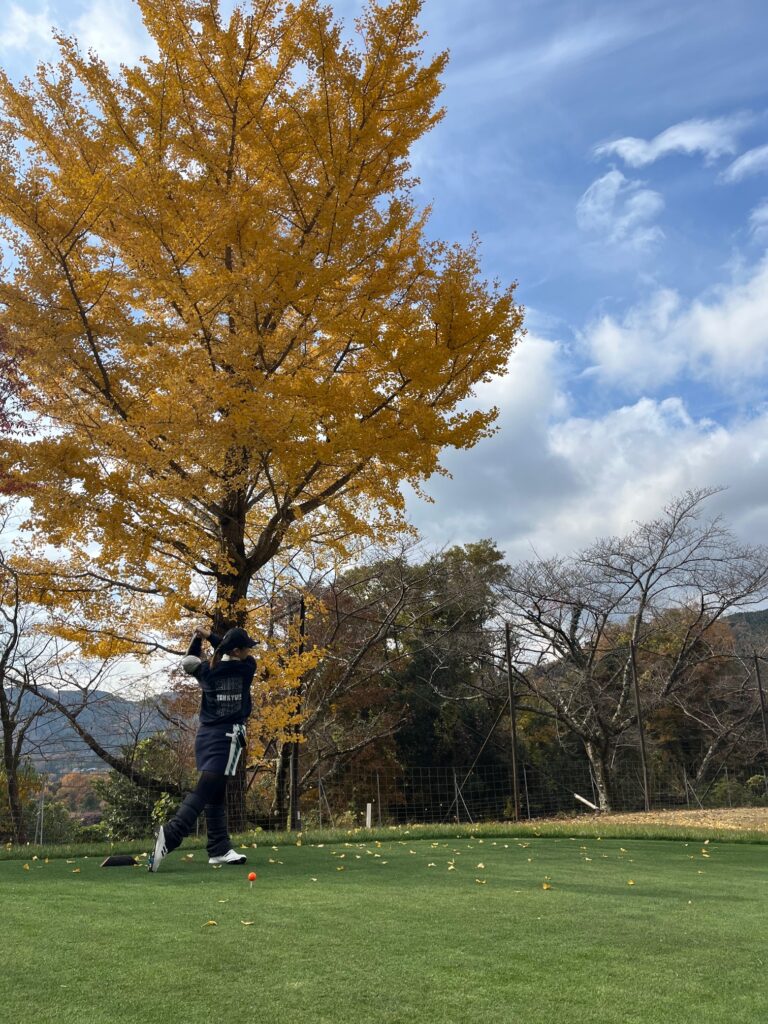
5 743 767 846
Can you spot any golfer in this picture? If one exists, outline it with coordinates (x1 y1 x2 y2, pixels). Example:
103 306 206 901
148 624 258 871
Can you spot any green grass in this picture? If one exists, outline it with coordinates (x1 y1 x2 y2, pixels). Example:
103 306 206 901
2 834 766 1024
3 816 767 862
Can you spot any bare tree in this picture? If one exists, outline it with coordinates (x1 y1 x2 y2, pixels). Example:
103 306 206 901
500 489 768 810
0 503 62 841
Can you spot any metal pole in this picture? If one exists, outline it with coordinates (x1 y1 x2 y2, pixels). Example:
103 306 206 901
522 763 531 820
504 623 521 821
38 785 45 846
288 595 306 832
629 643 651 812
453 768 461 824
753 654 768 754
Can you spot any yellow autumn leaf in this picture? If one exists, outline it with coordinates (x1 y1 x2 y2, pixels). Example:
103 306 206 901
240 921 255 926
23 863 30 871
475 879 487 885
476 863 485 869
202 921 217 928
72 868 81 874
542 882 552 890
627 880 636 886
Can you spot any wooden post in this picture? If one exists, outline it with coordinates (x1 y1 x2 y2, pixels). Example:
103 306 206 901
504 623 521 821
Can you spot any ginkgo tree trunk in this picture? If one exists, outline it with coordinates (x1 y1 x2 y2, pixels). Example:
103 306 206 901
0 0 522 659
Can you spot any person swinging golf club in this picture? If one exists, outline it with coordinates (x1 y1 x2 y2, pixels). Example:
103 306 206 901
148 624 258 872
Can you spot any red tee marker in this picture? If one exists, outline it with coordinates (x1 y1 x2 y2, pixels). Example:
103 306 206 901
248 871 257 890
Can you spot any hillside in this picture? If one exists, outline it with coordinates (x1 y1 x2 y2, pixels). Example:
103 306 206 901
725 608 768 652
11 687 169 777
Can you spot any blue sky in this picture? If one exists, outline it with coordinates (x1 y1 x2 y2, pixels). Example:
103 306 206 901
3 0 768 562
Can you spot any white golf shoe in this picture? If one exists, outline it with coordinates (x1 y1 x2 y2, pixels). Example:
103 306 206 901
148 826 168 873
208 849 247 865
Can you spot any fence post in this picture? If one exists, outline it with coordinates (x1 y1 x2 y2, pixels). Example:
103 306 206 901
521 763 531 820
683 766 690 809
36 786 45 846
504 623 521 821
724 766 731 807
376 772 382 826
453 768 460 824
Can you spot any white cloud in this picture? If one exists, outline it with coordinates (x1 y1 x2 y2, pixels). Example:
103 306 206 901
446 17 646 99
722 144 768 183
408 368 768 563
540 399 768 556
72 1 156 68
583 256 768 391
576 170 664 251
750 200 768 241
0 3 55 53
594 116 750 167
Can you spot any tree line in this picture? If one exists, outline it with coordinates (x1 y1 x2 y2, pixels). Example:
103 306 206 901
3 487 768 841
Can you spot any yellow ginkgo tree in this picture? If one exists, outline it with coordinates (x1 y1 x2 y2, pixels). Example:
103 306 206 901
0 0 523 655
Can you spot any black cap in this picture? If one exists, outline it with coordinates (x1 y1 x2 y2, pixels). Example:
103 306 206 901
217 627 259 654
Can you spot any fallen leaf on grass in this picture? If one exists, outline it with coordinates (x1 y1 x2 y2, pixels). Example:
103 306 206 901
241 921 254 926
72 868 81 874
476 863 485 869
23 864 30 871
217 900 229 904
475 879 487 885
201 920 217 928
542 882 551 890
627 880 635 886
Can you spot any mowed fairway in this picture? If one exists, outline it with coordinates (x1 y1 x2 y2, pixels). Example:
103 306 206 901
2 835 766 1024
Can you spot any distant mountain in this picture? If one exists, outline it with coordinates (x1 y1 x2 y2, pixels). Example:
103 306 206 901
9 686 169 777
724 608 768 652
